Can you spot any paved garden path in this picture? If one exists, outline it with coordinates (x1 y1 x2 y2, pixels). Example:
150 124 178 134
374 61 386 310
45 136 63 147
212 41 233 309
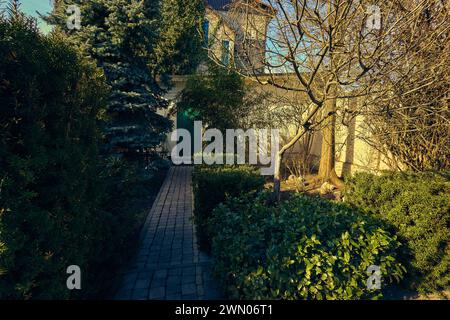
115 166 222 300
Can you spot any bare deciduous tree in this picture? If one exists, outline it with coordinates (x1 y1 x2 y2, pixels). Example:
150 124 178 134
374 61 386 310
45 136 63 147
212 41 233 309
207 0 447 198
360 1 449 171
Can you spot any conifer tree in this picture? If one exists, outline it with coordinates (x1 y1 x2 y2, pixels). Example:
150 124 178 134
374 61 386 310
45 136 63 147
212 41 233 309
156 0 205 75
48 0 204 158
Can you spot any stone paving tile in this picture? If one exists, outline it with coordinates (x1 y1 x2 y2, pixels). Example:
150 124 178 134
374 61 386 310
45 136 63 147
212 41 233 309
115 166 222 300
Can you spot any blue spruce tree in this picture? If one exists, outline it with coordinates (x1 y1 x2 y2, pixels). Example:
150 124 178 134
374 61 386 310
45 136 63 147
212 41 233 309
48 0 197 158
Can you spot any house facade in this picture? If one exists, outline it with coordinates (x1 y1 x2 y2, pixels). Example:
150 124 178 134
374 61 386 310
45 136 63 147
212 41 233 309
161 0 395 177
202 0 273 74
160 0 273 150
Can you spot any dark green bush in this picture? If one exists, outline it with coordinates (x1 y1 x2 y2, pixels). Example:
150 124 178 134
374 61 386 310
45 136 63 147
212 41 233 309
0 17 108 298
344 171 450 293
192 165 265 251
209 193 405 300
0 16 161 299
0 12 170 300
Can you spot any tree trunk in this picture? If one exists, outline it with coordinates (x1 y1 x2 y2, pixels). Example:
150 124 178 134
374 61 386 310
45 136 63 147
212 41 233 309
318 87 344 187
342 99 356 177
273 151 282 202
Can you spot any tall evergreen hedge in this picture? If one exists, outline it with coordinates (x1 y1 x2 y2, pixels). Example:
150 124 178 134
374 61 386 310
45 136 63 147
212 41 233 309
0 16 109 299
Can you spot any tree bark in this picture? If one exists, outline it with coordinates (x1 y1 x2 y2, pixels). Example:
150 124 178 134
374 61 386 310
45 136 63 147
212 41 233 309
271 104 323 201
272 151 282 202
318 86 344 187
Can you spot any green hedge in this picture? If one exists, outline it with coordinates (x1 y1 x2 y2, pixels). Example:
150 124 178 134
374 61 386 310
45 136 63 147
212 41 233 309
192 165 265 252
0 18 108 299
84 158 165 298
0 17 157 299
209 193 405 299
344 171 450 293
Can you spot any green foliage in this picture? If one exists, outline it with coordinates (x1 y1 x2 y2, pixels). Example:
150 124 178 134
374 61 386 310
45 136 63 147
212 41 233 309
192 165 266 252
47 0 176 156
178 63 250 131
85 158 166 298
344 171 450 293
156 0 205 75
0 14 165 299
209 193 405 300
0 16 107 298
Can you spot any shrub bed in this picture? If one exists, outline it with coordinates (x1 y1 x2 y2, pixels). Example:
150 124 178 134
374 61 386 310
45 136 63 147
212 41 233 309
192 165 265 252
209 193 405 299
344 171 450 293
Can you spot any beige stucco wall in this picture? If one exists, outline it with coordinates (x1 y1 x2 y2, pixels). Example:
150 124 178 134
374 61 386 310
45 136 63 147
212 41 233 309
205 8 236 64
235 11 270 41
204 6 270 72
231 9 271 72
161 75 393 176
335 114 394 176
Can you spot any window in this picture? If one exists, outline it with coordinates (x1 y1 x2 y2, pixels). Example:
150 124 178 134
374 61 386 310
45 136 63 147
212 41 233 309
221 40 230 66
202 20 209 47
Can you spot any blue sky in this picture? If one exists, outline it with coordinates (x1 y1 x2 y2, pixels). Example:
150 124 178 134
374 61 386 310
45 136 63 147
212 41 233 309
21 0 53 33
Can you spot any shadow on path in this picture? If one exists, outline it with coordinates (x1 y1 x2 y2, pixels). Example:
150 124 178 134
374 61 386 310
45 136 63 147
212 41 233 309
115 166 222 300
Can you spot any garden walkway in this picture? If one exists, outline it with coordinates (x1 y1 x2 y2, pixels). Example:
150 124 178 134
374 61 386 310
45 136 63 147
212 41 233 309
114 166 222 300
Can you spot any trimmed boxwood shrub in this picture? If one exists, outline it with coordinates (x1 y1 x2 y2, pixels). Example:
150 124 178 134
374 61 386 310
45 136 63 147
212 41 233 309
192 165 265 252
209 192 405 300
344 171 450 293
